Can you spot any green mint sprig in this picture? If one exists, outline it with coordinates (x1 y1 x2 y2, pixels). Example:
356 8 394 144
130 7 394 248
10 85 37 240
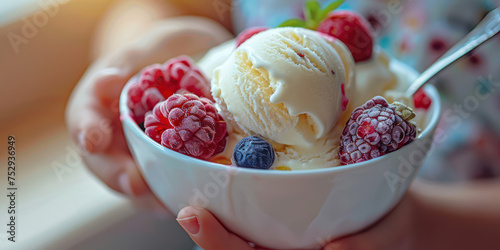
278 0 344 30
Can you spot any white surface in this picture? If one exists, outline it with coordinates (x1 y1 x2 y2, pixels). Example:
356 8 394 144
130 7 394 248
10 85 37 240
120 60 442 249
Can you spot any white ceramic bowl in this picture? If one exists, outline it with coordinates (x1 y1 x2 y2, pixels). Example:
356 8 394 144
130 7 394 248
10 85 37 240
120 61 441 249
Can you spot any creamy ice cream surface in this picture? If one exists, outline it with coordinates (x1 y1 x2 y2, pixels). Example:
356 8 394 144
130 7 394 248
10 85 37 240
352 47 397 108
211 27 355 147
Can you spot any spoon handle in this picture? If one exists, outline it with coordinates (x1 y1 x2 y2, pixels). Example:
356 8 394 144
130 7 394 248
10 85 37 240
406 7 500 97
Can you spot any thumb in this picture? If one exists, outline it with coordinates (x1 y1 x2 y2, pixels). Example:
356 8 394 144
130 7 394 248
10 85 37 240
176 206 257 250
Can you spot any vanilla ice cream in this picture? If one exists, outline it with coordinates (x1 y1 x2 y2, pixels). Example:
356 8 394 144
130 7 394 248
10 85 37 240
200 27 425 170
211 27 355 146
352 47 397 108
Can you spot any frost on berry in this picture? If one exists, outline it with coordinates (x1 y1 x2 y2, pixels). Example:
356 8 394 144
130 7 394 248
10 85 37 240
339 96 418 165
144 94 227 160
127 56 211 124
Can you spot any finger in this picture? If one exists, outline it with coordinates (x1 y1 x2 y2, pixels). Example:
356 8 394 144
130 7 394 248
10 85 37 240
82 148 133 193
83 126 149 197
93 67 131 104
112 124 151 197
326 194 415 250
83 149 172 217
124 159 151 196
66 67 129 153
176 206 256 250
119 16 234 69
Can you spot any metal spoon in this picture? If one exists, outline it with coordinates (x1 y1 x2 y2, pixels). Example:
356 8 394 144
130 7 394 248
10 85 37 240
406 7 500 97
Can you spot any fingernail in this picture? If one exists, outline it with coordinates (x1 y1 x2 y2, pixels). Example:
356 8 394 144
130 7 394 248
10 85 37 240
177 216 200 235
78 131 91 153
118 173 134 196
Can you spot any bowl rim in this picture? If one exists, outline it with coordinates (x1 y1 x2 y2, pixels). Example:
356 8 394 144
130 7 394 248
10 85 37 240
120 68 441 177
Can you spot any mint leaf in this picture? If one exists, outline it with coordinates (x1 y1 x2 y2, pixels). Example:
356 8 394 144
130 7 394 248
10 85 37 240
305 1 321 28
277 0 344 30
318 0 345 24
278 18 308 28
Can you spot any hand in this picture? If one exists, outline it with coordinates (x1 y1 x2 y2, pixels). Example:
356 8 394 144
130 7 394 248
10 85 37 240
66 17 233 215
176 181 426 250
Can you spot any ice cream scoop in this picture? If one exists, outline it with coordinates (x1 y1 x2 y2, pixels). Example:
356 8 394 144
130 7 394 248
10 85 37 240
212 27 355 146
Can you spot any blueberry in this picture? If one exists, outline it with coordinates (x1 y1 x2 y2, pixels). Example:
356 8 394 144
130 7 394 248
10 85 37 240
233 136 275 170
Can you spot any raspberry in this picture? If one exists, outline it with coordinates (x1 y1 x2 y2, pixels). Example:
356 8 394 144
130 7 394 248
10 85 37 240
144 94 227 160
317 11 373 62
235 27 269 48
339 96 418 165
127 56 211 124
413 89 432 110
